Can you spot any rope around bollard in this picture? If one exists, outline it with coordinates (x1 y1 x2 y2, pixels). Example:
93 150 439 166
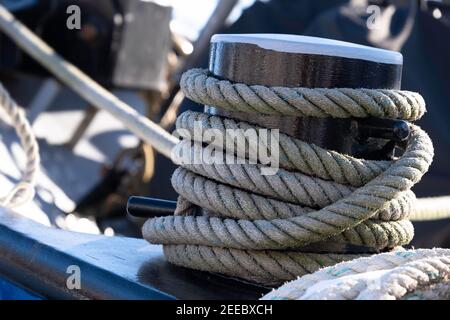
143 68 450 297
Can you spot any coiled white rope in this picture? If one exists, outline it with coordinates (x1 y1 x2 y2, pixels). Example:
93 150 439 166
0 83 39 208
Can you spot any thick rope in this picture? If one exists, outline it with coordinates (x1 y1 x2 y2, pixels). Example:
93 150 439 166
143 68 442 289
1 4 447 297
412 196 450 221
180 68 426 121
0 83 39 208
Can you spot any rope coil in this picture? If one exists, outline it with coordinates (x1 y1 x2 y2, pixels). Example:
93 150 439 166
0 83 39 208
143 68 437 286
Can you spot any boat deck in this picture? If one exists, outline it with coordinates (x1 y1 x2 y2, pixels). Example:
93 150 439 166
0 206 267 299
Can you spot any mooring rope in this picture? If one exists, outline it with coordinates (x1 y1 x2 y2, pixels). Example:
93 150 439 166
143 68 450 297
0 83 39 208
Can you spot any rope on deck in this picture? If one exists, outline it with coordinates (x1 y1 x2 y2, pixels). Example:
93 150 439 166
143 68 450 299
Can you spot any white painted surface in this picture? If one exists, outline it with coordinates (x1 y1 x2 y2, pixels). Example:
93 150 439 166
211 34 403 65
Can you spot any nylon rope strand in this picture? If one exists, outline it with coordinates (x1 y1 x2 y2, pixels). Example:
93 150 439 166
142 68 450 294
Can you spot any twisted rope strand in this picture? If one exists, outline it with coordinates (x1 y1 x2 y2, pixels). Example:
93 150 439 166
143 69 447 296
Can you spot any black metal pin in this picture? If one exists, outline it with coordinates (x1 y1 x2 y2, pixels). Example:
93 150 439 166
354 118 410 143
126 196 177 218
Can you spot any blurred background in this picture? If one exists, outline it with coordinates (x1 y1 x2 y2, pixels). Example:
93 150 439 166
0 0 448 248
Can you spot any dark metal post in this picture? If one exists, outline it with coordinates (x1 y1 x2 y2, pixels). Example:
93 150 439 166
207 34 404 159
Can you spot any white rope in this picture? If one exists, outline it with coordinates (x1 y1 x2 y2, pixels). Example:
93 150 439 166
0 83 39 208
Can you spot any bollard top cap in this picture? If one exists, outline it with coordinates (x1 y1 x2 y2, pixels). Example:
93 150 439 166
211 34 402 65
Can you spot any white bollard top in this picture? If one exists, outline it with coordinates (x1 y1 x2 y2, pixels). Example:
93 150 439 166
211 34 403 65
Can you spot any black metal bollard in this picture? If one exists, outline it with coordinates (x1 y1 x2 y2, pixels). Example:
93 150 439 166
207 34 405 160
128 34 407 220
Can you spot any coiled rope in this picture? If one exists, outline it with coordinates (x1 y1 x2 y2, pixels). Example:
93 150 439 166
143 69 450 291
0 83 39 208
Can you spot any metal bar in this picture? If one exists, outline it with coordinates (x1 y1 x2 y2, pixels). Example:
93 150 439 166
27 78 61 124
127 196 176 218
